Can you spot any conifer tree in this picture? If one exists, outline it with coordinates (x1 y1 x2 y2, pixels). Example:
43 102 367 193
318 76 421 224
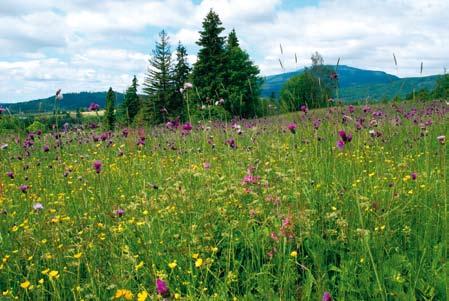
172 42 191 118
143 30 173 124
104 87 116 130
224 29 262 117
123 75 140 124
192 9 226 102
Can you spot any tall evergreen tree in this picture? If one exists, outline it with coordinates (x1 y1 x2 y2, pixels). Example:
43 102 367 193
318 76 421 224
192 9 226 102
172 42 191 118
142 30 173 124
104 87 116 130
123 75 140 124
224 29 262 117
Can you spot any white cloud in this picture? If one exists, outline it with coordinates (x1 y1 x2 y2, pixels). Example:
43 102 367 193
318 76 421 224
1 0 449 102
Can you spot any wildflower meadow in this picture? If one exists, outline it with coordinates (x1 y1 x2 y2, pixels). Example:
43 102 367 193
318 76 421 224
0 100 448 300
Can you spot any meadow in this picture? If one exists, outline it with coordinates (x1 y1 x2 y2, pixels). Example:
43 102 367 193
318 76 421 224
0 101 448 300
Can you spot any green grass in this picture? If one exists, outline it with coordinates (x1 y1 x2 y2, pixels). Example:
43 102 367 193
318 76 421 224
0 101 448 300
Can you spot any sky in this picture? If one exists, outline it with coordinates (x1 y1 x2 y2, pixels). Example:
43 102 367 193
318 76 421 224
0 0 448 103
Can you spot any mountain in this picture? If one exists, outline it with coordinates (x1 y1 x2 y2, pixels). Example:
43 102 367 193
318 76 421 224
0 91 125 114
338 75 439 101
261 65 438 101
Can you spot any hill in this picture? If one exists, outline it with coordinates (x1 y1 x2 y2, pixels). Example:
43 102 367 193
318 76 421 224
261 65 438 101
0 92 125 114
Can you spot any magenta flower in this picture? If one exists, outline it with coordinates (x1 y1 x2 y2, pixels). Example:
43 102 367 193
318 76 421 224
313 119 321 130
93 160 102 174
226 138 237 149
411 172 417 180
114 208 125 217
203 162 211 170
88 103 100 111
156 278 169 297
322 291 332 301
338 130 352 143
300 104 308 114
122 128 129 138
437 135 446 145
19 184 29 193
182 122 192 131
336 140 345 150
287 123 297 134
42 145 50 152
6 171 14 179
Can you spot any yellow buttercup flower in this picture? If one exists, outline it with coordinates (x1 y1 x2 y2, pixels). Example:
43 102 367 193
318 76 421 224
195 258 203 268
48 270 59 279
114 289 133 300
73 252 83 259
137 290 148 301
168 261 177 269
290 251 298 257
20 280 31 289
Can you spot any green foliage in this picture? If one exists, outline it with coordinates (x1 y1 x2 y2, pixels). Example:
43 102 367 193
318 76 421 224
223 30 262 118
104 87 116 130
280 70 326 112
143 30 174 125
122 76 141 125
172 42 191 118
189 104 231 122
433 74 449 99
192 9 227 102
26 120 46 133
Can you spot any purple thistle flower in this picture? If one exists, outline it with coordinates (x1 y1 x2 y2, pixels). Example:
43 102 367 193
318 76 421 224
287 123 297 134
33 202 44 211
42 145 50 152
322 291 332 301
336 140 345 150
437 135 446 145
122 128 129 138
93 160 102 174
226 138 237 149
156 278 169 297
182 122 193 135
114 208 125 217
300 104 308 114
6 171 14 179
88 103 100 111
411 172 417 180
338 130 352 143
313 119 321 130
19 184 29 193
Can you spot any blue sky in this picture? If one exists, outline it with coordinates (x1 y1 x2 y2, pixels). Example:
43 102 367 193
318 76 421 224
0 0 448 103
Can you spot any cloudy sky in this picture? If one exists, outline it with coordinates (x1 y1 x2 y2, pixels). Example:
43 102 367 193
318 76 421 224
1 0 448 103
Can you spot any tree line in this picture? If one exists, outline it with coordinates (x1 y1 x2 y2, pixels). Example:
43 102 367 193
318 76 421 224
102 9 262 130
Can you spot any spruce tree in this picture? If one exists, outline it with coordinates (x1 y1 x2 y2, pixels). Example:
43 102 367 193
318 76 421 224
142 30 173 124
224 29 262 117
172 42 191 118
104 87 116 130
123 75 140 124
192 9 226 102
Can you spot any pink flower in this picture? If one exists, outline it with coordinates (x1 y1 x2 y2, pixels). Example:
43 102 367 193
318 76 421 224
287 123 297 134
322 291 332 301
336 140 345 150
93 160 102 174
156 278 169 297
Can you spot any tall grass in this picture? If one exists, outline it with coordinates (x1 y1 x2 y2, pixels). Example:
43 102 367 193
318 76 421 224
0 101 448 300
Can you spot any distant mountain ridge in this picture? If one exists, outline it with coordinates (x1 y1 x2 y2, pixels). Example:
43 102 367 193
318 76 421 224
261 65 439 101
1 92 125 114
0 65 442 113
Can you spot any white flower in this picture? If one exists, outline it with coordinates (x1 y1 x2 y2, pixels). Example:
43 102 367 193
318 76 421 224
0 144 8 150
55 89 63 101
183 82 193 89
